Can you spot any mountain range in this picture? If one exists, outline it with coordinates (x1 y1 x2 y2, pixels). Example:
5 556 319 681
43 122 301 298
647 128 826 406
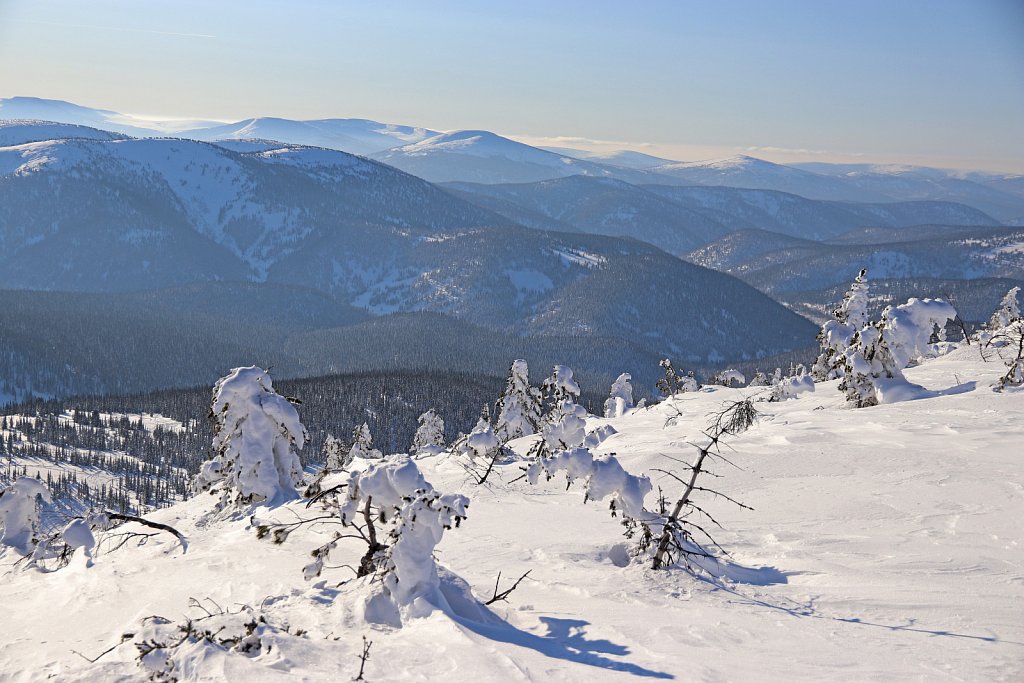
1 99 1022 404
0 120 818 400
3 97 1022 220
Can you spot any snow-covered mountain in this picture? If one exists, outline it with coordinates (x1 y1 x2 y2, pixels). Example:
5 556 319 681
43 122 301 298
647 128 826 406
0 122 816 389
688 225 1024 296
371 130 658 184
0 119 128 146
4 98 1023 222
446 177 999 253
539 146 676 169
650 155 889 201
179 117 439 156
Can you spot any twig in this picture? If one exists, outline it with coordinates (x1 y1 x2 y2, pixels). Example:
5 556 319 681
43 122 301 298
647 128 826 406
484 569 532 605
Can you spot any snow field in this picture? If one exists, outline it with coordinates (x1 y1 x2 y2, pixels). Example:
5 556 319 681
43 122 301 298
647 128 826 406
1 347 1021 681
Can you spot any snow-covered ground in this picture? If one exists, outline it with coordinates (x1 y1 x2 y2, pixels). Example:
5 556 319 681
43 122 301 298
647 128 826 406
2 347 1022 681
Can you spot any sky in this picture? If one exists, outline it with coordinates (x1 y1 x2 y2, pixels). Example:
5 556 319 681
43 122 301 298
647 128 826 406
0 0 1022 172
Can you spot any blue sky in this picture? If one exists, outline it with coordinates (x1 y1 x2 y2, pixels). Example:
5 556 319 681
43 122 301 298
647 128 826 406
1 0 1022 171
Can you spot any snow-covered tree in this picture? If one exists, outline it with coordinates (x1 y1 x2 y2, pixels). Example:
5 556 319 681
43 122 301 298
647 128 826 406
770 373 815 402
0 476 52 556
713 369 745 387
349 422 383 461
494 360 542 442
839 298 957 407
411 409 445 454
748 370 770 387
656 359 698 396
455 413 499 460
988 286 1022 331
526 447 651 519
603 373 634 418
541 400 589 451
812 268 870 381
194 366 306 507
541 365 581 410
322 434 350 471
300 456 469 623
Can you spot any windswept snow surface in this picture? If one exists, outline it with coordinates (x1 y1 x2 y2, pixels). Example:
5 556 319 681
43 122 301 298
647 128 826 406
1 348 1022 681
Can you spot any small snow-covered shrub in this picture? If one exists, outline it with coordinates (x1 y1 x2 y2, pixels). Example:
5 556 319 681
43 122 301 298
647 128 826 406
542 399 589 451
812 268 870 381
542 364 581 409
0 476 52 557
988 286 1022 333
603 373 634 418
321 434 350 471
411 409 445 454
770 373 815 402
125 604 302 681
748 370 770 387
657 358 699 396
349 422 383 461
839 298 957 407
494 360 543 442
284 456 468 624
526 447 651 518
713 369 745 387
456 415 499 460
194 367 306 508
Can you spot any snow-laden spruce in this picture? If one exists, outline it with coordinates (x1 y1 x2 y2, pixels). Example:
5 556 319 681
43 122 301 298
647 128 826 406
349 422 383 460
813 268 870 381
840 298 957 406
321 434 349 471
988 286 1021 332
194 367 306 507
494 360 543 442
542 364 581 406
714 369 746 387
983 287 1024 390
603 373 634 418
410 409 445 455
0 476 52 556
770 373 815 401
657 358 699 395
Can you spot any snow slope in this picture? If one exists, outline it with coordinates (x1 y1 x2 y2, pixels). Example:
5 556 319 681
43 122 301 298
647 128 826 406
1 347 1021 681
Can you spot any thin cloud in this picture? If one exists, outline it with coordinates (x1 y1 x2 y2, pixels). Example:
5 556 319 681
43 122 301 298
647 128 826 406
745 145 865 157
508 134 657 150
25 19 216 39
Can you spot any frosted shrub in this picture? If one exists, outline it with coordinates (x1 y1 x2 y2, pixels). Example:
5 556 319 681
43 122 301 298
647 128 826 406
541 364 581 408
840 298 957 407
194 367 306 507
294 456 469 624
0 477 52 557
770 367 815 402
526 447 651 519
322 434 350 471
603 373 634 418
657 359 698 396
456 415 499 460
349 422 383 461
812 268 870 381
494 360 542 442
713 369 745 387
542 400 588 451
411 409 446 455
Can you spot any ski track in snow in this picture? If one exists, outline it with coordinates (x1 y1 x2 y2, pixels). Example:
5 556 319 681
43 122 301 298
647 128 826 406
1 347 1022 681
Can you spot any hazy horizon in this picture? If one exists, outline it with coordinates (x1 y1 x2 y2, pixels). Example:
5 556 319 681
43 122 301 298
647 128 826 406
1 0 1023 173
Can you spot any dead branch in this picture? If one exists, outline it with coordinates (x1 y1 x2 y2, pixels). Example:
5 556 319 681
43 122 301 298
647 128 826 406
484 569 533 605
